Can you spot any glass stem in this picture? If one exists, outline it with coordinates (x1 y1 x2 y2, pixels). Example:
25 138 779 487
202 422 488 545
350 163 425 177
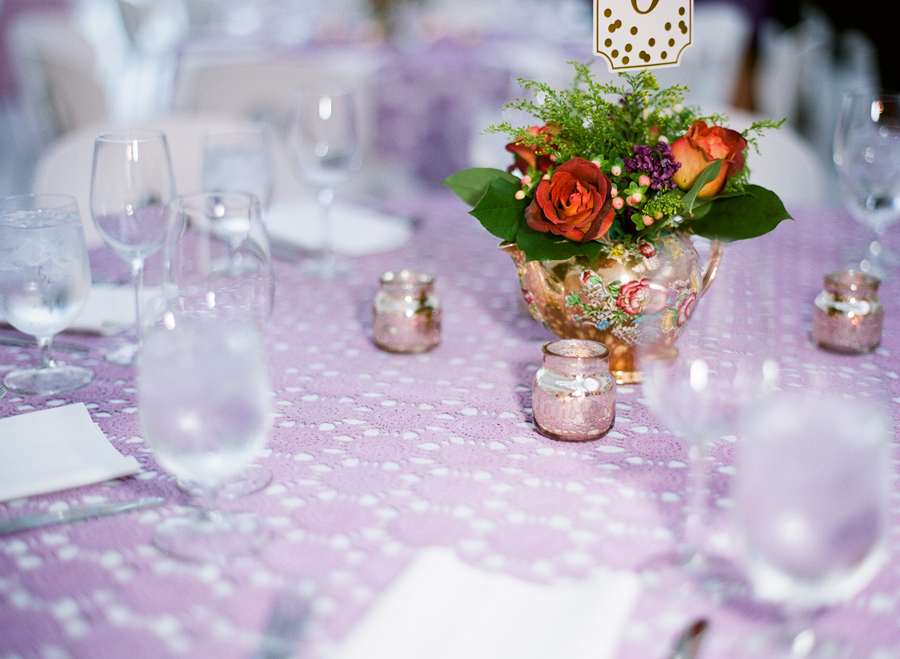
680 441 709 566
35 336 55 370
318 186 335 261
132 258 145 346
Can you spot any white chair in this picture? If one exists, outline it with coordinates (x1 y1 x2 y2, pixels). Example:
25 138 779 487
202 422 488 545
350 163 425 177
171 49 382 193
29 113 280 248
8 12 108 135
753 8 879 204
724 108 827 208
653 2 754 108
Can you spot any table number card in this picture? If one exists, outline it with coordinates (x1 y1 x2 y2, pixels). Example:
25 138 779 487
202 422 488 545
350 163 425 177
594 0 693 70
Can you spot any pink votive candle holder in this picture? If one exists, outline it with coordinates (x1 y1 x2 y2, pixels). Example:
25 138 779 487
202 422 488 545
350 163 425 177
813 270 883 354
532 339 616 442
373 270 441 353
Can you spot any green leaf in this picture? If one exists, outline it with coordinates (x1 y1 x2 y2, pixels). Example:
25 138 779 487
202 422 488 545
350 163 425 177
515 224 606 262
681 160 722 214
689 185 792 242
469 177 528 241
443 168 519 206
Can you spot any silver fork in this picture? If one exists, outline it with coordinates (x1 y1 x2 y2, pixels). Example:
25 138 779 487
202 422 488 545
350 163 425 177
1 384 6 399
251 583 314 659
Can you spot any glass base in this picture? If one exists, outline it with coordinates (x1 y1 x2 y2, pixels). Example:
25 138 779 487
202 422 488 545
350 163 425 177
104 340 138 366
3 364 94 396
153 510 269 561
299 252 352 279
177 464 273 500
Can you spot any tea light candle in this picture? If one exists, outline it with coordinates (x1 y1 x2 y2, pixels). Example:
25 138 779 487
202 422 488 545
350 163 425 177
373 270 441 353
813 270 883 354
532 339 616 441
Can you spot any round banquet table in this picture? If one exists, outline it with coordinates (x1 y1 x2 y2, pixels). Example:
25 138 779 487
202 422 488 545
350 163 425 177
1 194 900 658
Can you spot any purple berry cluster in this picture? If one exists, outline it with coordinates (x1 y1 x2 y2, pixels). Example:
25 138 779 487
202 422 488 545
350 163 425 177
623 143 681 190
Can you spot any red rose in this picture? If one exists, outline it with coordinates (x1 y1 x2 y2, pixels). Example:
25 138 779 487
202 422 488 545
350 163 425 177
638 242 656 258
616 278 667 316
524 158 615 243
506 125 557 176
677 291 697 325
670 121 747 197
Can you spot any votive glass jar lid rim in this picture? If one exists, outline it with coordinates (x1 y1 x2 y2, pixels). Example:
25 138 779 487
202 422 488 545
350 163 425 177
380 270 434 286
542 339 610 361
824 269 880 292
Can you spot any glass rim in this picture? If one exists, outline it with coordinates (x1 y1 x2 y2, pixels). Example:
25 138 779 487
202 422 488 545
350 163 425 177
95 128 167 144
292 85 355 100
825 269 881 291
171 190 263 208
0 192 79 213
379 270 434 287
543 339 610 361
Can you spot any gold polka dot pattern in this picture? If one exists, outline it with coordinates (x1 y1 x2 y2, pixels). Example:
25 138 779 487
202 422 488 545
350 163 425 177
594 0 692 70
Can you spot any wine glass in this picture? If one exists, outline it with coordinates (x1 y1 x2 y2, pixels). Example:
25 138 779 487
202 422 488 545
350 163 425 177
139 314 272 561
90 129 175 365
164 191 275 498
638 256 775 572
202 124 275 212
731 391 892 657
287 86 361 278
0 193 94 395
833 91 900 277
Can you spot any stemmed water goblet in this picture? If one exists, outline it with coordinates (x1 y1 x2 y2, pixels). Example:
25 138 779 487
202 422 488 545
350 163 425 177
731 392 892 658
0 193 94 395
833 91 900 277
90 129 175 365
287 86 361 278
139 314 272 562
638 256 775 575
202 123 275 213
164 191 275 499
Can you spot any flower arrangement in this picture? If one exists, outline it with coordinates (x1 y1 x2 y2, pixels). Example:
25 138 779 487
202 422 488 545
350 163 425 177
445 63 792 263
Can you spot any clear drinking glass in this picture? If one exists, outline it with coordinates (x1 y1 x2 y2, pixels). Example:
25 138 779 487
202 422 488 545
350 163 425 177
202 124 275 212
833 91 900 277
164 191 275 498
139 315 271 561
732 392 892 658
287 86 361 278
638 258 775 571
0 194 94 395
91 129 175 365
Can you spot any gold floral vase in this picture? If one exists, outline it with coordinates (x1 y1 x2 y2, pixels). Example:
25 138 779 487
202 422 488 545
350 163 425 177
501 233 723 384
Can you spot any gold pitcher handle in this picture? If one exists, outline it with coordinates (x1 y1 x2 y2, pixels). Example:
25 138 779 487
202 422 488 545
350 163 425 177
700 239 724 298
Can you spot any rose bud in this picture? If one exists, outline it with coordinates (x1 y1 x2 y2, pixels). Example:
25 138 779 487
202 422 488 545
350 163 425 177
671 120 747 197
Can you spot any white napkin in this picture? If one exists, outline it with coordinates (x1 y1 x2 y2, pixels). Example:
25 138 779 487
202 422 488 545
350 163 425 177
264 199 413 256
70 283 136 335
0 283 136 336
0 403 140 502
335 547 642 659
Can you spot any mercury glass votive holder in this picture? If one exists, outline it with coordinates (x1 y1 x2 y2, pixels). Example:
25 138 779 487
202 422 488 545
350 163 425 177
532 339 616 442
813 270 883 354
373 270 441 353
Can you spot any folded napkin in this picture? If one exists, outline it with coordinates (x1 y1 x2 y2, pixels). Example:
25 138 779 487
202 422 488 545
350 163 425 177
264 199 413 256
335 547 642 659
0 403 140 502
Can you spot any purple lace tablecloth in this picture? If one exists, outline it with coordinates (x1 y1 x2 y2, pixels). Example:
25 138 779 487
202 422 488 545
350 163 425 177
2 196 900 658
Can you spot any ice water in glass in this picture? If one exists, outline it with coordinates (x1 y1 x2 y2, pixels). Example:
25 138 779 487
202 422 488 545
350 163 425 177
0 193 93 395
734 392 892 611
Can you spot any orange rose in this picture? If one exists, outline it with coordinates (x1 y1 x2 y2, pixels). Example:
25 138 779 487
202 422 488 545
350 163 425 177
506 124 557 176
671 121 747 197
524 158 615 243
